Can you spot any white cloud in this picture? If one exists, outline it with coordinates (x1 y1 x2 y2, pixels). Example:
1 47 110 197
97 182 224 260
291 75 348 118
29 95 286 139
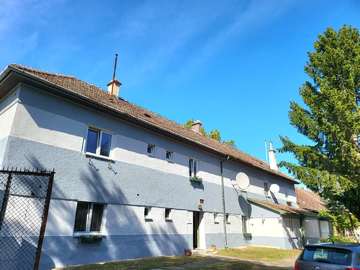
112 0 244 86
163 0 295 86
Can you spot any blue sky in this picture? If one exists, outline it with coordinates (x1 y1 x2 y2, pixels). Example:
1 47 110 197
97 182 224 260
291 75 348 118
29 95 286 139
1 0 360 174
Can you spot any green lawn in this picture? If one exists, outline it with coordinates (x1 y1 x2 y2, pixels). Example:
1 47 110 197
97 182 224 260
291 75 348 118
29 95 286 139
218 246 301 262
61 256 205 270
59 248 297 270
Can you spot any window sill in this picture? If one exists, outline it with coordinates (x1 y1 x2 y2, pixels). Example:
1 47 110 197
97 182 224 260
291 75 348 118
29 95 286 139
73 232 105 238
85 152 114 162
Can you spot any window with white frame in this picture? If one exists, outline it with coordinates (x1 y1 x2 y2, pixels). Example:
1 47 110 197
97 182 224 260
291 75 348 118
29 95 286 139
85 127 112 157
166 151 174 162
147 144 155 156
214 213 220 224
74 202 105 233
165 208 173 221
144 207 153 221
225 214 231 224
189 158 197 177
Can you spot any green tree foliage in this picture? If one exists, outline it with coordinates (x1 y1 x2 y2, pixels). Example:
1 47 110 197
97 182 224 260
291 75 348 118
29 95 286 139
184 119 236 147
209 129 221 141
280 26 360 219
319 206 359 237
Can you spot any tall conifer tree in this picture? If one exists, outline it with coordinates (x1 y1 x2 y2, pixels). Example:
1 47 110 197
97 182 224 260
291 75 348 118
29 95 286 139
280 26 360 218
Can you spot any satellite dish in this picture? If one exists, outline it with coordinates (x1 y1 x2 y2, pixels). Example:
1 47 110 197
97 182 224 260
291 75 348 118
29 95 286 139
235 172 250 190
269 184 280 194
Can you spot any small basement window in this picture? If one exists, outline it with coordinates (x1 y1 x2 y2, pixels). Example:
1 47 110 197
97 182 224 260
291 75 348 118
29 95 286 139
74 202 105 233
214 213 220 224
226 214 231 224
85 127 112 157
166 151 174 162
144 207 153 221
147 144 155 156
165 208 172 221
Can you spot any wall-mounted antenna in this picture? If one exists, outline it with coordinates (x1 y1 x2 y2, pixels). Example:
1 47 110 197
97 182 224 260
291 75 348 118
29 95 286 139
111 53 118 95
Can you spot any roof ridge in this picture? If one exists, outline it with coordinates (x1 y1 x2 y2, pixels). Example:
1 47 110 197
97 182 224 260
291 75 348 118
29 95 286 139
10 64 76 79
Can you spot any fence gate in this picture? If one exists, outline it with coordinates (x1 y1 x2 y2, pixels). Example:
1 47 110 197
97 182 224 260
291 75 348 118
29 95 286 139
0 169 55 270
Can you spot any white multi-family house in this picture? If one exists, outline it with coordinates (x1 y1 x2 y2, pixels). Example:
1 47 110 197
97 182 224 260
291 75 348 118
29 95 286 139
0 64 331 269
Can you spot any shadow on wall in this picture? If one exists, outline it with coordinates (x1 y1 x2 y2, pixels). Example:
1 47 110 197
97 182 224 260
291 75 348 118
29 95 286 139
23 155 191 269
0 221 55 270
21 93 281 198
282 216 300 249
238 195 252 217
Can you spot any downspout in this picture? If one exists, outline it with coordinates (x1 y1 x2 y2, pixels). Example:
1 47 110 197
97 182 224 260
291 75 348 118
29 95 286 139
220 156 229 248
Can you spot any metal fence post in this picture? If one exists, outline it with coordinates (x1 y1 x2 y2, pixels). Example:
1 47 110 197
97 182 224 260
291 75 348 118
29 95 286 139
0 173 12 231
33 171 55 270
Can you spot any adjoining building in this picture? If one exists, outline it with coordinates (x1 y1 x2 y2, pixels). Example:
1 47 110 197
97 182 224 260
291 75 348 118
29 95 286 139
0 64 331 269
295 188 332 244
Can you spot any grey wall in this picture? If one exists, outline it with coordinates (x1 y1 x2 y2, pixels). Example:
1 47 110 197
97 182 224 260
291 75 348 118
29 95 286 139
0 82 302 269
3 84 297 210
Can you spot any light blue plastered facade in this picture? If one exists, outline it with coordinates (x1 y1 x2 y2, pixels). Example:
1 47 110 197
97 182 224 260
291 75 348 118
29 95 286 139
0 83 326 269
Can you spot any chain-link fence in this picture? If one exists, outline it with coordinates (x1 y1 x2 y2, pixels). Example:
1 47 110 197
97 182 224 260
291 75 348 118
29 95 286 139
0 169 55 270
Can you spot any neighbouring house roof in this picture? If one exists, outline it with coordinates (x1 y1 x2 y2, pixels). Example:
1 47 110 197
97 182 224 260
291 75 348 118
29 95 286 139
248 198 311 215
295 188 327 213
1 64 297 183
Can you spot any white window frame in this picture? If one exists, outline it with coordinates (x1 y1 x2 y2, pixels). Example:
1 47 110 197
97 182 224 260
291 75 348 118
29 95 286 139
144 206 153 221
85 127 113 158
147 144 156 156
225 214 231 224
73 202 106 236
189 158 198 177
214 213 221 224
165 208 173 221
166 150 174 162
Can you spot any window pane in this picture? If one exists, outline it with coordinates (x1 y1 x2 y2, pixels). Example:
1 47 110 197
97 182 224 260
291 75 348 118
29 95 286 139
166 151 173 160
147 144 155 154
193 160 197 176
100 133 112 157
189 159 193 176
74 202 89 232
90 203 104 232
303 247 352 265
165 208 171 219
86 129 99 154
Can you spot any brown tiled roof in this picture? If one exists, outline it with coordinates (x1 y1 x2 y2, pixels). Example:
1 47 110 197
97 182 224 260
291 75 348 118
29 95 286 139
296 188 327 212
248 198 309 215
6 64 296 183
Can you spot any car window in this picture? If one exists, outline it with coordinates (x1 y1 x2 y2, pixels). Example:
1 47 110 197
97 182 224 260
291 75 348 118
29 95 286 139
302 247 352 265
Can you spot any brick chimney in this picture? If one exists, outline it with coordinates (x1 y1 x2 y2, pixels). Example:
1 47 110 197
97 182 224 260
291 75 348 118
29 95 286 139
107 79 121 97
191 120 203 134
